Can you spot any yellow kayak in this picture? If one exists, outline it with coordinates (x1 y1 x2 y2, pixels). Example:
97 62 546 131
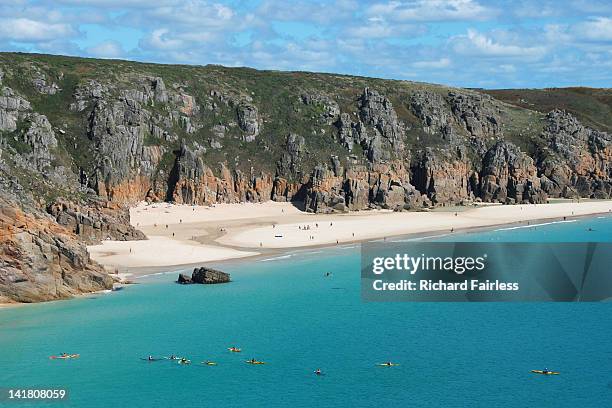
377 363 399 367
202 361 217 366
531 370 559 375
245 360 266 365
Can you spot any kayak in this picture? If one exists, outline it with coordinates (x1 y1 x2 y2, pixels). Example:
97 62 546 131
50 354 79 360
245 361 266 365
201 361 217 366
140 358 163 362
377 363 399 367
228 348 242 352
531 370 559 375
178 359 191 365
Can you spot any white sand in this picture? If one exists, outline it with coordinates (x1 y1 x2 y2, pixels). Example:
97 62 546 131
130 201 303 227
88 236 258 269
87 200 612 271
218 201 612 248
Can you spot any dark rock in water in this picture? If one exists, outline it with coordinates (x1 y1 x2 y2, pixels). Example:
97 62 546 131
177 268 230 284
192 267 231 284
177 273 192 284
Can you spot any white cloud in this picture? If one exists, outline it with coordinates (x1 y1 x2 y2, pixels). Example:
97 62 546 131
139 29 185 51
0 18 76 42
346 21 424 39
86 40 124 58
53 0 180 7
572 17 612 42
453 29 546 58
411 57 451 68
257 0 357 25
120 1 243 30
367 0 497 22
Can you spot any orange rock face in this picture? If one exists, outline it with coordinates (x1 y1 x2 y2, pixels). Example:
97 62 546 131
0 201 113 303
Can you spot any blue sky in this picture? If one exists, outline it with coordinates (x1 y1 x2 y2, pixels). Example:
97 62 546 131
1 0 611 88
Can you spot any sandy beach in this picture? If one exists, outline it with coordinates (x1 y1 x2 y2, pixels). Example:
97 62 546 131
87 200 612 273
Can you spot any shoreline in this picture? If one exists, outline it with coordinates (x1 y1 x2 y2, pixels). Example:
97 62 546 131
140 210 611 273
89 199 612 276
3 202 612 308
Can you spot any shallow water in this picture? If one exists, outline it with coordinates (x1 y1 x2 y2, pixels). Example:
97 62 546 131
1 216 611 407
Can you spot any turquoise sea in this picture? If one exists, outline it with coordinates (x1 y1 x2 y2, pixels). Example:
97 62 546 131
1 215 612 407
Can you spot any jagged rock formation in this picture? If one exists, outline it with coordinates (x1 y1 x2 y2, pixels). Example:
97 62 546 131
0 198 113 303
448 91 501 138
536 110 612 198
47 199 146 245
480 141 546 204
167 144 274 205
411 149 474 204
236 103 260 141
177 267 230 284
0 53 611 301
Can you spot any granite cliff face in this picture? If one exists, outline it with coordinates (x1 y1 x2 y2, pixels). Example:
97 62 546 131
0 53 611 301
0 198 113 303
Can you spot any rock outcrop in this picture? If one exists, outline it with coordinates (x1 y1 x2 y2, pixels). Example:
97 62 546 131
0 199 113 303
448 91 501 138
480 141 546 204
47 199 146 245
167 144 276 205
537 110 611 198
177 267 231 284
236 103 260 142
358 88 405 162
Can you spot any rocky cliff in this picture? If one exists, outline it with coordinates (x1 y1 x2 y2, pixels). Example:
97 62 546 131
0 197 113 303
0 53 611 301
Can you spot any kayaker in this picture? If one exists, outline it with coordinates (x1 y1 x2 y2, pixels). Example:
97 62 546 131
148 355 154 361
251 358 256 363
314 368 322 375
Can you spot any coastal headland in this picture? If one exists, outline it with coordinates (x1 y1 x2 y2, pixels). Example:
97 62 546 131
2 53 612 303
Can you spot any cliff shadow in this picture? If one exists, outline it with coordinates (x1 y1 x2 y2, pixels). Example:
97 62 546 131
289 199 306 212
165 149 181 202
